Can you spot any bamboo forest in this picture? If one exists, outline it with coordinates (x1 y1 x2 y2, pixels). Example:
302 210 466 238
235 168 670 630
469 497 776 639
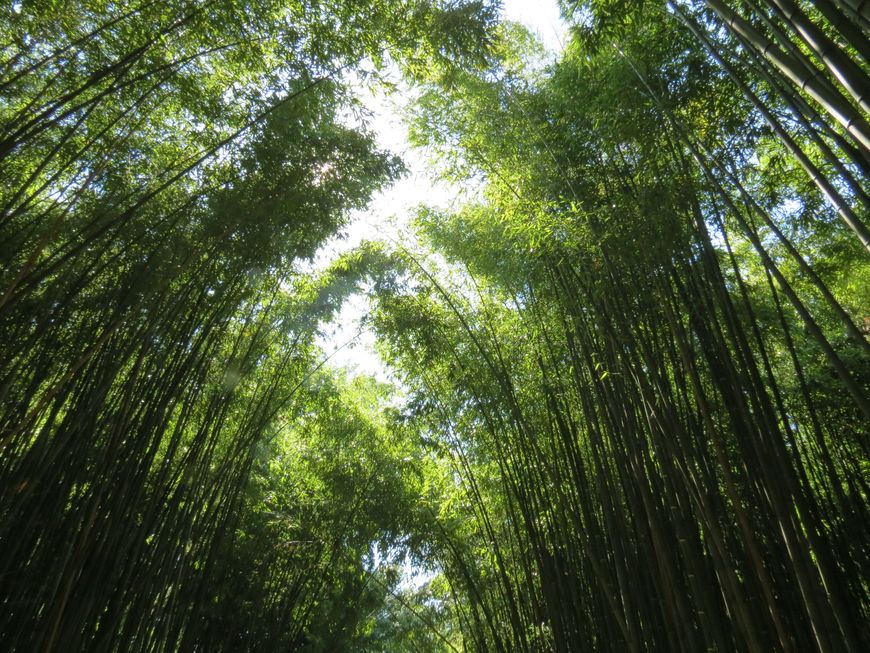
2 0 869 650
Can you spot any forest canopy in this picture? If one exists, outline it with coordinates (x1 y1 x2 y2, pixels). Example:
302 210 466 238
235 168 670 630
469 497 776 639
0 0 868 651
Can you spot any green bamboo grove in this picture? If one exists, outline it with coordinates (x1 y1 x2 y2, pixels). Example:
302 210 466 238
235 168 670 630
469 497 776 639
0 0 867 651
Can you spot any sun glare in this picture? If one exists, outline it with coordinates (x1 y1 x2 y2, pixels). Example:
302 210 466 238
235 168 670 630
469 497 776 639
313 0 568 377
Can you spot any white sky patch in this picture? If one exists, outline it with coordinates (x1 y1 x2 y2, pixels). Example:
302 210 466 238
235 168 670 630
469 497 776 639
503 0 568 52
310 0 567 378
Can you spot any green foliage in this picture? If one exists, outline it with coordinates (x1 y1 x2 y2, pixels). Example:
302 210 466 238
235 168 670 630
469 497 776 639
2 0 868 651
364 3 870 651
0 1 497 651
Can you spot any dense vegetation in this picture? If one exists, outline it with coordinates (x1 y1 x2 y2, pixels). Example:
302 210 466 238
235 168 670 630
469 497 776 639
0 0 867 651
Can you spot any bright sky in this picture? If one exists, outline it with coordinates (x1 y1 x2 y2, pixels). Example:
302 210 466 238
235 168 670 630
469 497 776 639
312 0 568 380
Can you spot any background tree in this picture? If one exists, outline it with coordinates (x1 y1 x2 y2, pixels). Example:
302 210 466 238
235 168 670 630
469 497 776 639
366 9 869 651
0 2 497 651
